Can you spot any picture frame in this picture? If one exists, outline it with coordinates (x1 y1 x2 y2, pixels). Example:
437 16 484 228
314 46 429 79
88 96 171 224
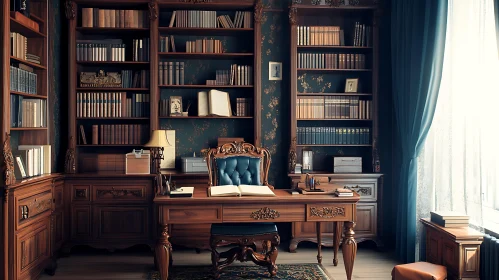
269 61 282 81
302 150 313 172
345 78 359 93
169 96 183 116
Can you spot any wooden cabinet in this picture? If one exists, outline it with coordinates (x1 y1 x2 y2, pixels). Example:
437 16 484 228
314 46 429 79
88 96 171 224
65 176 154 252
2 174 64 280
421 219 483 280
289 174 382 252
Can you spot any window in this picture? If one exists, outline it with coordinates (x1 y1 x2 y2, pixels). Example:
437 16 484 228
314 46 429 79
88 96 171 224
417 0 499 237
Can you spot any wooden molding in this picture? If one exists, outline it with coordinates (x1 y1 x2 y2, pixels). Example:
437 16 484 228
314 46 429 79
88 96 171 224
288 7 297 25
3 133 15 186
250 207 281 220
148 0 158 20
65 1 76 20
310 206 346 219
254 0 263 23
64 136 76 174
288 136 297 173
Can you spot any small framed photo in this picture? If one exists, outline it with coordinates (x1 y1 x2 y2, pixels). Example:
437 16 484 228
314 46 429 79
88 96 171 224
302 150 313 172
269 61 282 80
169 96 183 116
345 78 359 93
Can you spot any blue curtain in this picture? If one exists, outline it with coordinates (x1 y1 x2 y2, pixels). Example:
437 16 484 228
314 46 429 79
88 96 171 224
391 0 448 263
495 0 499 52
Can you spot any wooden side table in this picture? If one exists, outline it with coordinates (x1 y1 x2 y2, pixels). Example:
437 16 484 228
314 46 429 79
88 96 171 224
421 218 483 280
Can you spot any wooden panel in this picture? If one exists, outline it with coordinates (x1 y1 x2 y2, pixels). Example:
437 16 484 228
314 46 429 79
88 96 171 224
53 210 65 251
223 204 305 222
16 190 53 231
72 185 90 202
94 206 149 240
461 245 480 278
54 183 64 210
93 185 148 203
306 204 354 222
71 206 92 240
162 205 222 224
426 227 441 264
170 224 211 249
15 221 50 280
442 238 459 273
355 203 376 236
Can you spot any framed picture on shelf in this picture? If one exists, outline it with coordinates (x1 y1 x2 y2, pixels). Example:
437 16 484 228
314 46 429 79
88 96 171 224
302 150 313 172
169 96 183 116
345 78 359 93
269 61 282 80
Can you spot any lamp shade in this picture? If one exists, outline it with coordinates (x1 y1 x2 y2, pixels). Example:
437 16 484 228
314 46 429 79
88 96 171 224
144 130 172 148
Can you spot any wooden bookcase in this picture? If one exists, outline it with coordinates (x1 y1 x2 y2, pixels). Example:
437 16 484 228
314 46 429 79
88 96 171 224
287 0 383 250
64 0 262 251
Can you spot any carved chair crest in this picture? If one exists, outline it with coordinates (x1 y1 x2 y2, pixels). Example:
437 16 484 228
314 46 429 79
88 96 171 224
206 142 271 187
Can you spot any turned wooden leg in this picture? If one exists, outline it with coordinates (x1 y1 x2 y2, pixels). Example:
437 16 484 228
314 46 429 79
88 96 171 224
342 221 357 280
155 223 172 280
210 237 221 279
333 221 342 266
267 240 278 277
316 222 322 264
289 239 298 253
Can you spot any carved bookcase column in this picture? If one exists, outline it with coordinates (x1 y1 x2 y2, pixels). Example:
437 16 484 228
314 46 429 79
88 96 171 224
149 0 159 131
65 0 77 173
253 0 263 147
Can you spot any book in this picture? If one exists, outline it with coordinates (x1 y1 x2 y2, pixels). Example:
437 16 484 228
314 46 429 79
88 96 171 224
335 188 353 197
209 185 275 197
207 89 231 117
430 211 469 227
197 91 208 116
170 187 194 198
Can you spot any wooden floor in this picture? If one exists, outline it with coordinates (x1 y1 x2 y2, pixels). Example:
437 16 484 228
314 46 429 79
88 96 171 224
40 245 398 280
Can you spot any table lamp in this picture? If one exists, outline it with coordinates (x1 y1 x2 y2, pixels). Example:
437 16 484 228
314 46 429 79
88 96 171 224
144 130 171 175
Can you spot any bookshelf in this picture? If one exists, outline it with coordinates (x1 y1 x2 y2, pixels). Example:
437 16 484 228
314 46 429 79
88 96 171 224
66 0 262 174
287 0 383 251
2 0 50 185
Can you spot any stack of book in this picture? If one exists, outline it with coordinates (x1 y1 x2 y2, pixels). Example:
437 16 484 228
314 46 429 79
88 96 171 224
236 98 252 117
158 62 184 85
185 39 223 53
335 188 353 197
76 40 125 62
14 145 51 178
353 22 372 47
79 124 149 145
297 26 343 46
430 211 469 228
25 54 40 64
10 96 46 128
297 97 372 120
159 36 175 52
10 64 37 94
132 38 150 62
121 70 149 88
298 53 366 69
297 127 371 145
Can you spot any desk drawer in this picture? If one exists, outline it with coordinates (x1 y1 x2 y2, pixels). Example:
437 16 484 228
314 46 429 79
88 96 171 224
17 190 53 230
93 185 148 202
223 204 305 222
329 179 377 201
161 205 222 224
306 204 355 222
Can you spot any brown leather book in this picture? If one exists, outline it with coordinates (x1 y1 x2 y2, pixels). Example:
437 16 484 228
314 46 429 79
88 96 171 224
92 125 98 145
110 9 115 28
98 9 105 27
120 10 125 28
81 8 93 27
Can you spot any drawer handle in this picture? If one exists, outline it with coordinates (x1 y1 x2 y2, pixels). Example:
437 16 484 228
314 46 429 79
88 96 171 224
97 188 143 198
310 206 346 219
344 185 372 196
21 205 29 220
250 207 280 220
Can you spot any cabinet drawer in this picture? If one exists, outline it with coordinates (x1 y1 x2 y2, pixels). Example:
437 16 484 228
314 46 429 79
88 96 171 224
329 179 377 201
306 204 355 222
162 205 222 224
16 190 53 231
72 185 90 202
15 220 50 280
93 185 148 202
223 204 305 222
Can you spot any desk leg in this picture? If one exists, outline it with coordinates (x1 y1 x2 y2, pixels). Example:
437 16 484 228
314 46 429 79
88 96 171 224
342 221 357 280
156 224 172 280
316 222 322 264
333 221 342 266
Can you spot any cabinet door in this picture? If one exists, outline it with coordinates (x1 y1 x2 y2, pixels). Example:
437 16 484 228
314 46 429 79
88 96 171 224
71 205 92 240
355 203 377 237
94 206 149 240
16 220 50 280
53 210 65 251
426 227 441 264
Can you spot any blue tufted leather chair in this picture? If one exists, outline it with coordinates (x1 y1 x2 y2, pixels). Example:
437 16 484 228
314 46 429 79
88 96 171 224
206 141 280 278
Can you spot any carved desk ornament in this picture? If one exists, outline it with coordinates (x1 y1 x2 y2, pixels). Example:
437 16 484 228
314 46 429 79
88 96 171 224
80 70 122 88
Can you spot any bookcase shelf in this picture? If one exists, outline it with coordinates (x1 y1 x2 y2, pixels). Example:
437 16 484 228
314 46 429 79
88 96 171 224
10 91 48 99
10 56 46 69
158 27 253 35
158 52 254 59
76 88 149 91
10 127 48 131
297 93 372 96
76 27 150 34
159 116 253 119
10 17 47 38
159 85 253 89
297 68 372 72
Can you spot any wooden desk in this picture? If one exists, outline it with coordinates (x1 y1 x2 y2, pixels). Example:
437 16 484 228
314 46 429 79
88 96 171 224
421 218 483 280
154 189 360 280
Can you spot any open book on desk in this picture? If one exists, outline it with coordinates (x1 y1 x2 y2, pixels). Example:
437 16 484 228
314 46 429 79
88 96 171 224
209 185 275 197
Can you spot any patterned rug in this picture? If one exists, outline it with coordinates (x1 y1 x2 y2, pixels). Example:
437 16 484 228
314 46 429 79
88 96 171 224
147 264 332 279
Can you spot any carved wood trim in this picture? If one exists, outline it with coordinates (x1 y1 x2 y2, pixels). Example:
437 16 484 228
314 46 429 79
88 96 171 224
3 133 15 185
344 185 372 196
288 7 297 26
250 207 280 220
148 1 158 20
19 198 52 221
254 0 263 23
288 137 297 173
310 206 346 218
74 189 88 199
64 136 76 174
65 0 76 20
96 188 143 198
4 189 9 203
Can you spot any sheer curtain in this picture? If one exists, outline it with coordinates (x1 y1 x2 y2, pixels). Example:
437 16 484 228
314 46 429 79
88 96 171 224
416 0 499 259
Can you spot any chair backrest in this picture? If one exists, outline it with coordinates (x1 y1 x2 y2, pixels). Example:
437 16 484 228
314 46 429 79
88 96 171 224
206 142 271 187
